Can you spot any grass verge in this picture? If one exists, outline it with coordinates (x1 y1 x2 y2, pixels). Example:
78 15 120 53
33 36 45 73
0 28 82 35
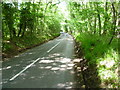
75 33 119 88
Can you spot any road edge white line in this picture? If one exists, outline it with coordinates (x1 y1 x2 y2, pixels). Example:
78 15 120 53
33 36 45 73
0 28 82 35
47 42 60 53
9 58 40 81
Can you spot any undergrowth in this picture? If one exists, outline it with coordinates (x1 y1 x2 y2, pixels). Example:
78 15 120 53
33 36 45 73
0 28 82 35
75 33 119 88
2 33 60 58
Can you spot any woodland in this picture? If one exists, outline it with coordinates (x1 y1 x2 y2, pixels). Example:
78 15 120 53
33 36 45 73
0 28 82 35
2 0 119 88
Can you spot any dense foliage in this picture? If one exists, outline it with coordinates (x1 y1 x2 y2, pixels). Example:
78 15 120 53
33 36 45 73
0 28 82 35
2 1 62 56
68 1 119 88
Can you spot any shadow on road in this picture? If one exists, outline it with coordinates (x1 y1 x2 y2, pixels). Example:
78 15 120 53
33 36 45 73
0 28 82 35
2 53 81 88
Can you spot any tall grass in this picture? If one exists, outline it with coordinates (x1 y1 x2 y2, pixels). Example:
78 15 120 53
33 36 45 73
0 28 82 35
75 33 118 88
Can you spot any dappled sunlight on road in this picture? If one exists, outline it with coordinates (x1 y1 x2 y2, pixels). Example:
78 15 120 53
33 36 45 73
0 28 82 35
2 52 78 88
39 60 54 64
37 53 75 72
60 58 71 63
57 82 73 88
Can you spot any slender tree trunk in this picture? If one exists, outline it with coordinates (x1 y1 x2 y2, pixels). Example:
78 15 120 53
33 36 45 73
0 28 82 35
18 23 22 37
97 7 102 35
108 2 117 45
103 1 108 35
95 3 102 35
94 3 101 35
98 16 101 35
21 22 26 38
111 2 117 35
94 16 96 34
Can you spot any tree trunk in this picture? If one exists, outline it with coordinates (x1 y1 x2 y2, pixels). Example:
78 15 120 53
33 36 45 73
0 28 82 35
21 22 26 38
95 3 102 35
103 1 108 35
18 23 22 37
94 16 96 34
111 2 117 35
108 2 117 45
97 10 101 35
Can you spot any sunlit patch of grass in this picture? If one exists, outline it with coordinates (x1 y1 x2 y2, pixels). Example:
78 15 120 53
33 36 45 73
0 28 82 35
99 58 115 68
97 49 119 88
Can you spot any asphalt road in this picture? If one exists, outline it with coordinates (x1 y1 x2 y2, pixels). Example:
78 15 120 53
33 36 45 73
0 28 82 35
2 33 78 88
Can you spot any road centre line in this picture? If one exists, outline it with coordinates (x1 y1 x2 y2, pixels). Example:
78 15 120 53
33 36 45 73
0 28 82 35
47 42 60 53
9 41 61 81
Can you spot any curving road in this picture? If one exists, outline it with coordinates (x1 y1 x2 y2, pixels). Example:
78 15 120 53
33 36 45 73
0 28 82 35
2 33 78 88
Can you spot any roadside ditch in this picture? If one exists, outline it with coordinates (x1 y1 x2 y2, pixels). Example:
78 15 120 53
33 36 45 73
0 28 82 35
73 40 101 89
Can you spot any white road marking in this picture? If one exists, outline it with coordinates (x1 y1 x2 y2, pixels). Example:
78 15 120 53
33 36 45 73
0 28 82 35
47 42 60 53
9 41 61 81
9 58 40 81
